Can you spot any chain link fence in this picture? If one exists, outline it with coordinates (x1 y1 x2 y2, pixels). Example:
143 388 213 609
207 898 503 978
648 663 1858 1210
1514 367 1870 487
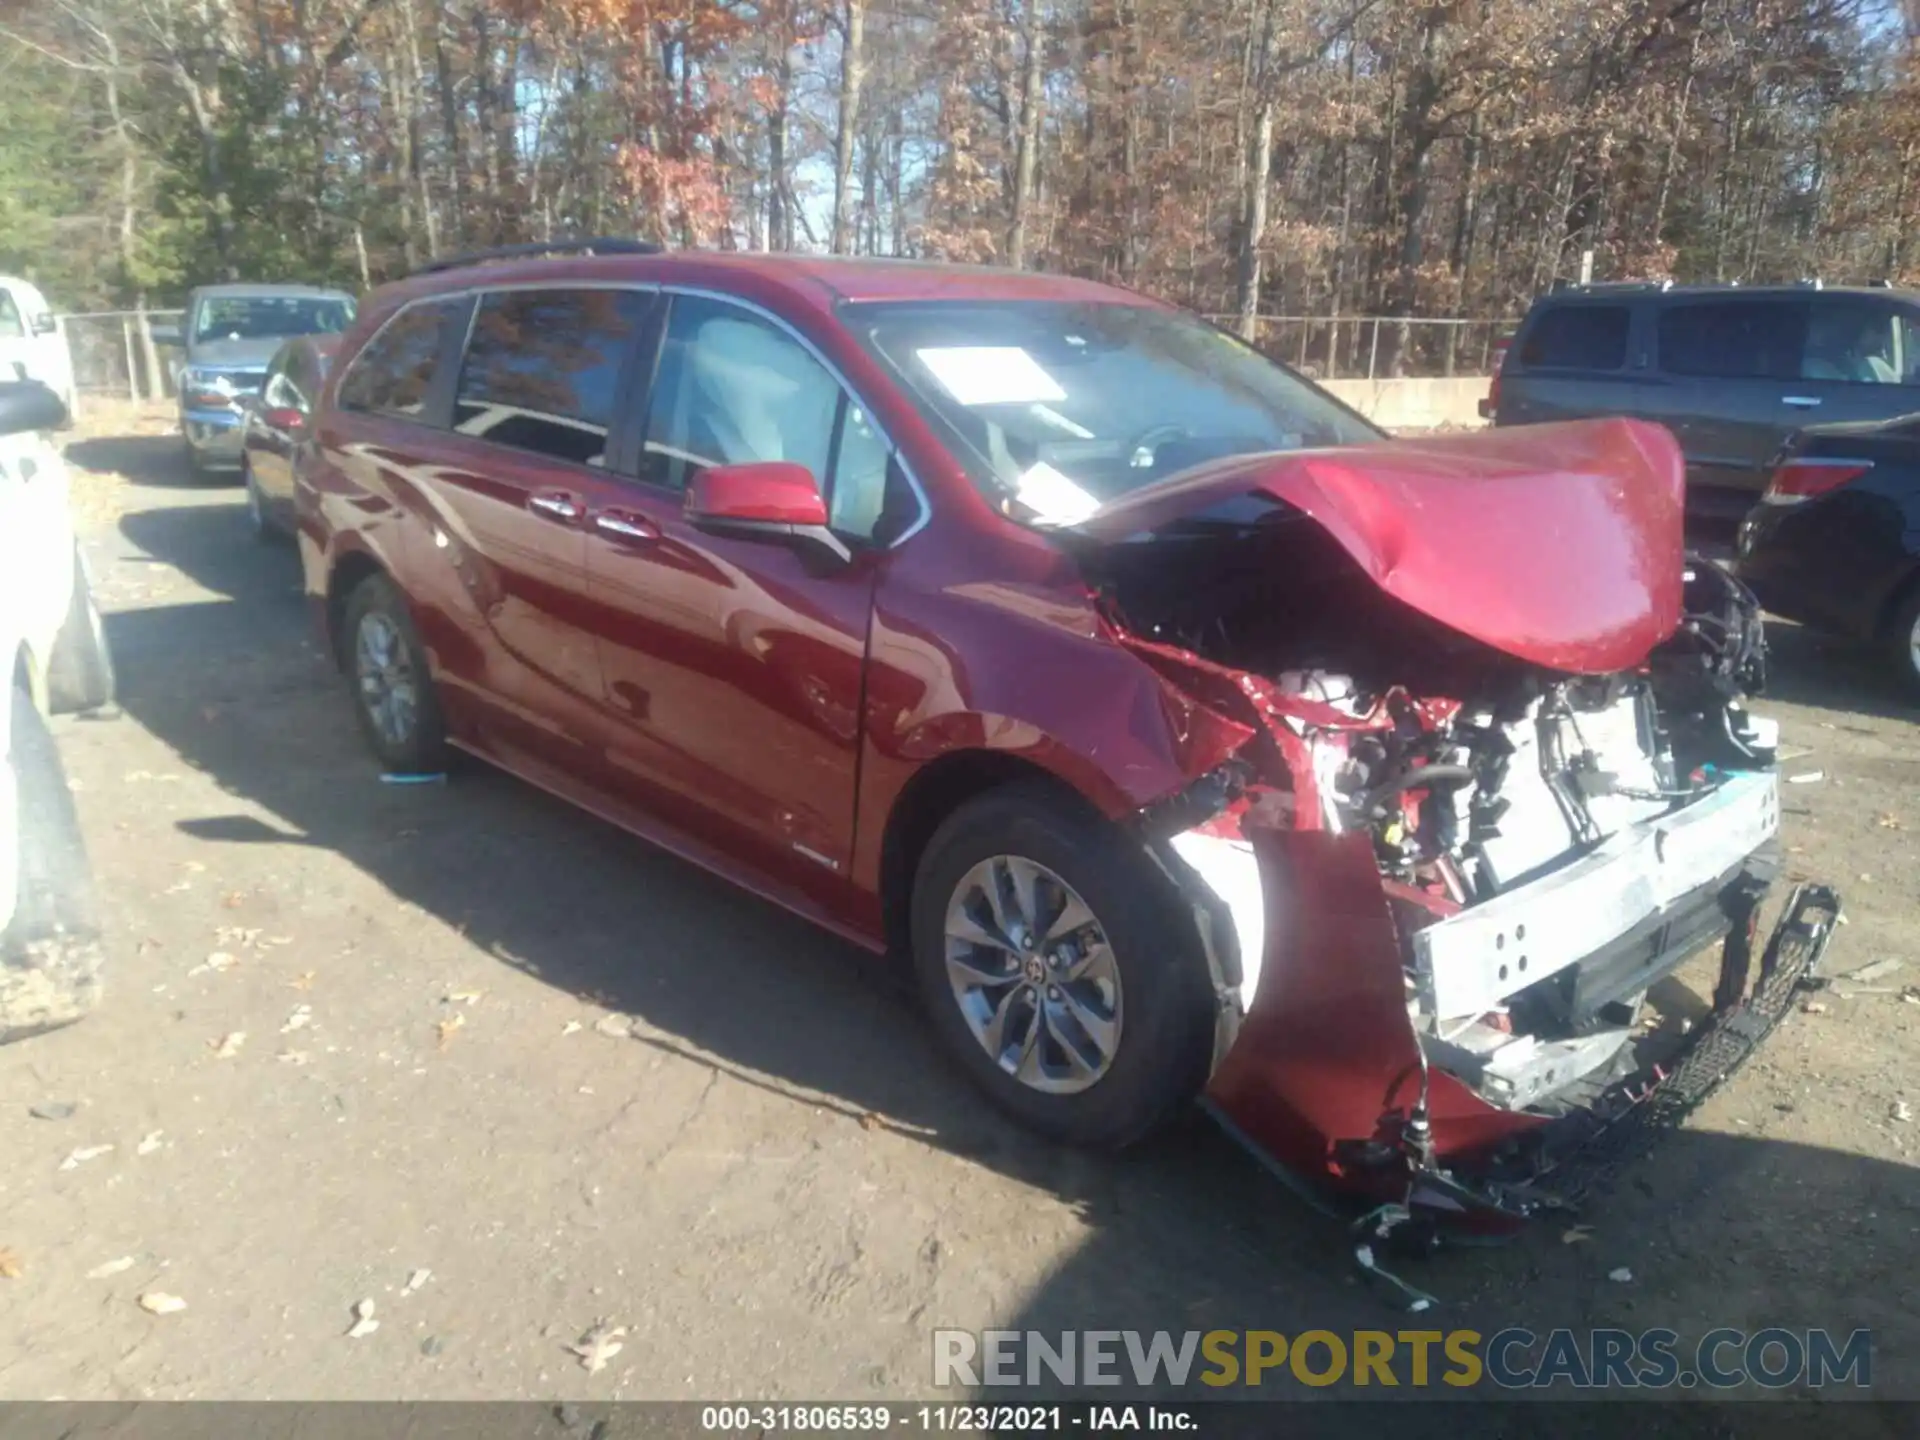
59 310 184 402
1205 315 1519 381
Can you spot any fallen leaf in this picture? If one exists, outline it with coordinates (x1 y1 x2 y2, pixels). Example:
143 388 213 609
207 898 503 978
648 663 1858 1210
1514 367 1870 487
858 1112 880 1131
0 1248 21 1279
435 1014 465 1049
592 1015 632 1039
221 891 246 909
1787 771 1824 785
1877 813 1903 830
1561 1224 1595 1246
136 1131 164 1156
1800 1000 1829 1015
29 1101 77 1121
1894 1101 1913 1124
87 1256 135 1279
445 989 484 1006
1607 1267 1634 1283
264 935 295 947
346 1298 379 1339
403 1268 431 1295
138 1291 188 1315
187 952 238 977
214 927 262 949
59 1144 115 1170
209 1031 247 1059
567 1320 628 1373
280 1006 313 1035
288 972 317 992
560 1020 583 1037
276 1050 311 1066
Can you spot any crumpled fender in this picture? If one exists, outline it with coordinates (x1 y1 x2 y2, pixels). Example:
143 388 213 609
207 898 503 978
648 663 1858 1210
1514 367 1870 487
1203 826 1543 1190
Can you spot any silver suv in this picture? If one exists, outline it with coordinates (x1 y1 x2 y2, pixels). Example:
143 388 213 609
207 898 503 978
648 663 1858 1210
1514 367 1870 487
170 284 354 478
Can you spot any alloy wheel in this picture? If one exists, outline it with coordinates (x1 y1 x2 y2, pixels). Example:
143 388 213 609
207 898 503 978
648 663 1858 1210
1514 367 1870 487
942 855 1122 1094
354 612 417 750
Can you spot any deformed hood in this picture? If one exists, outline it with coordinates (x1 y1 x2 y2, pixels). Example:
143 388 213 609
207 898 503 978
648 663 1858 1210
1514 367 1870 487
1074 417 1686 674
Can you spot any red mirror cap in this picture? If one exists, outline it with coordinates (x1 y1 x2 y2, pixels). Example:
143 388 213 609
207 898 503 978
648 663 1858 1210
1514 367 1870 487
686 461 826 527
263 406 306 430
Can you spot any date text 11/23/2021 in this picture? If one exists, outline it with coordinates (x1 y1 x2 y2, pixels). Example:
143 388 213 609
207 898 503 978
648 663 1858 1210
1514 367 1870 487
700 1406 1196 1433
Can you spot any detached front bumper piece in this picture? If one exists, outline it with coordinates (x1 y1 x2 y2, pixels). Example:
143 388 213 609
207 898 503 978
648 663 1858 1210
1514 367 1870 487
1203 822 1842 1232
1468 881 1843 1216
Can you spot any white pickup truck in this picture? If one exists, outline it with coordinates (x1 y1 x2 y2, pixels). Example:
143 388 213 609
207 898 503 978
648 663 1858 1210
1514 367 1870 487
0 379 114 1042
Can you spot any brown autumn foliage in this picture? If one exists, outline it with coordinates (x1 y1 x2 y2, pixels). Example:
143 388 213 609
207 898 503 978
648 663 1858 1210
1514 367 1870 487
0 0 1913 374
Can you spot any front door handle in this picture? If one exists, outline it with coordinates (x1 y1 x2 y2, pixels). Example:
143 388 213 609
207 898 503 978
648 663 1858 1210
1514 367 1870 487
592 509 660 543
528 490 583 522
1782 395 1823 409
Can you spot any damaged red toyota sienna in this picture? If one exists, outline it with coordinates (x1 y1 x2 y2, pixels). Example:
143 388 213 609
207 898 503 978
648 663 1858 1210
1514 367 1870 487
295 243 1840 1230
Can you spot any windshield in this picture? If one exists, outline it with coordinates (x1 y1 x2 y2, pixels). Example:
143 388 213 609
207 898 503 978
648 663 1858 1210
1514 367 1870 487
846 299 1378 524
194 295 354 344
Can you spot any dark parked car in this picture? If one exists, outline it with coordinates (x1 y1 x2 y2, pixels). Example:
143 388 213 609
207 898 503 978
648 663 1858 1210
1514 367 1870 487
294 242 1834 1229
167 283 355 478
1735 413 1920 694
240 334 338 541
1488 281 1920 521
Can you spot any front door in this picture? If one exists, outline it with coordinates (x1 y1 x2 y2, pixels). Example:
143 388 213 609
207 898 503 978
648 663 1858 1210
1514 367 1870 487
581 292 903 895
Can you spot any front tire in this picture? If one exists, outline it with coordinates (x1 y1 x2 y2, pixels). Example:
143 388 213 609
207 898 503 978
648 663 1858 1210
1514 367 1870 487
909 785 1215 1150
342 573 447 774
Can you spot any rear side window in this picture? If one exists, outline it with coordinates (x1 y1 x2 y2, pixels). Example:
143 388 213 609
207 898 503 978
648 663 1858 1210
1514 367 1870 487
337 298 464 419
1657 302 1806 380
1801 300 1906 385
1518 305 1630 370
453 288 653 467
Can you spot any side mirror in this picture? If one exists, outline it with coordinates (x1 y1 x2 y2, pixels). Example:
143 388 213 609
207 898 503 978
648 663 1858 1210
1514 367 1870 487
685 461 850 566
0 379 69 438
30 313 57 337
262 405 305 432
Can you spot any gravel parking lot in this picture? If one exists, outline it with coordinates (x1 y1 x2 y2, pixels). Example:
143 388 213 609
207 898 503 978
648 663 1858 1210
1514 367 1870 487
2 407 1917 1407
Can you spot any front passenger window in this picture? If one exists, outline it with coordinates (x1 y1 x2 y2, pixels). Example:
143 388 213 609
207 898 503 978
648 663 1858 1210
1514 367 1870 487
641 295 902 541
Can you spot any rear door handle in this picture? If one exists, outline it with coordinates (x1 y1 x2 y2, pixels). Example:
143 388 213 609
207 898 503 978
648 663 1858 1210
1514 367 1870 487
592 509 660 543
1782 395 1823 409
528 490 583 522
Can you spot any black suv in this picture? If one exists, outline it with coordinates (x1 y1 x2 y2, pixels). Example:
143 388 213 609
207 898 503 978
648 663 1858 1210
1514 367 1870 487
1488 282 1920 520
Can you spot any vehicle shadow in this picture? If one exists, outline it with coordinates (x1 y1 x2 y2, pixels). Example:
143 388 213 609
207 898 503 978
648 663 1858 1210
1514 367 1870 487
105 498 1919 1404
992 1127 1917 1423
66 434 236 490
1759 619 1917 726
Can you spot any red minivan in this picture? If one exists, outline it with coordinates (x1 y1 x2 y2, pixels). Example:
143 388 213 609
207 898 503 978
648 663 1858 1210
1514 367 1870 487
295 242 1832 1228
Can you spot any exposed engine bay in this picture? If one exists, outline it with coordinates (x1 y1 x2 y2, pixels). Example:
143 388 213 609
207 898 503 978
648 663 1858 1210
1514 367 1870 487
1078 500 1786 1122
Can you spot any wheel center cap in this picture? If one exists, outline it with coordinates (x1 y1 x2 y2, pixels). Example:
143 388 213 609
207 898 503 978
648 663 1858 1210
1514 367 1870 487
1023 956 1045 985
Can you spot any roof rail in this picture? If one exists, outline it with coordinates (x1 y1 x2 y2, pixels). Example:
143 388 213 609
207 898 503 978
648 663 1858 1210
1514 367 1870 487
411 238 664 277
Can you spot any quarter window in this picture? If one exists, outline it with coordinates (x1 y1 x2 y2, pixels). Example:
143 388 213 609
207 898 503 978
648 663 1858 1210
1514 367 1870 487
1518 305 1630 370
453 289 653 467
1800 301 1903 385
337 299 465 419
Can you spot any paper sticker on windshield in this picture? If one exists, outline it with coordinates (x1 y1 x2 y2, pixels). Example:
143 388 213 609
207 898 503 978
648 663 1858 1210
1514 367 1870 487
916 347 1067 407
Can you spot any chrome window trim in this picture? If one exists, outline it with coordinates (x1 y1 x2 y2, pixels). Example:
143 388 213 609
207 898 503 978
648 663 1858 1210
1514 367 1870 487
337 276 934 550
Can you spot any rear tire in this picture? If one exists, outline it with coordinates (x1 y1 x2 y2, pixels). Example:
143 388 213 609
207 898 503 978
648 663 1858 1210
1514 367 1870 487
908 784 1215 1150
2 683 104 1044
342 573 447 774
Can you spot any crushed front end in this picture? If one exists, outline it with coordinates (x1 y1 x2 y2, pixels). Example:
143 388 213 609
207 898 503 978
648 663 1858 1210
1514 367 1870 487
1071 420 1844 1229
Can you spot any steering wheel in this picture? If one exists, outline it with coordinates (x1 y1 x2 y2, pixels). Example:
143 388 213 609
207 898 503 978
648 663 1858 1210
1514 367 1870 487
1125 423 1194 469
